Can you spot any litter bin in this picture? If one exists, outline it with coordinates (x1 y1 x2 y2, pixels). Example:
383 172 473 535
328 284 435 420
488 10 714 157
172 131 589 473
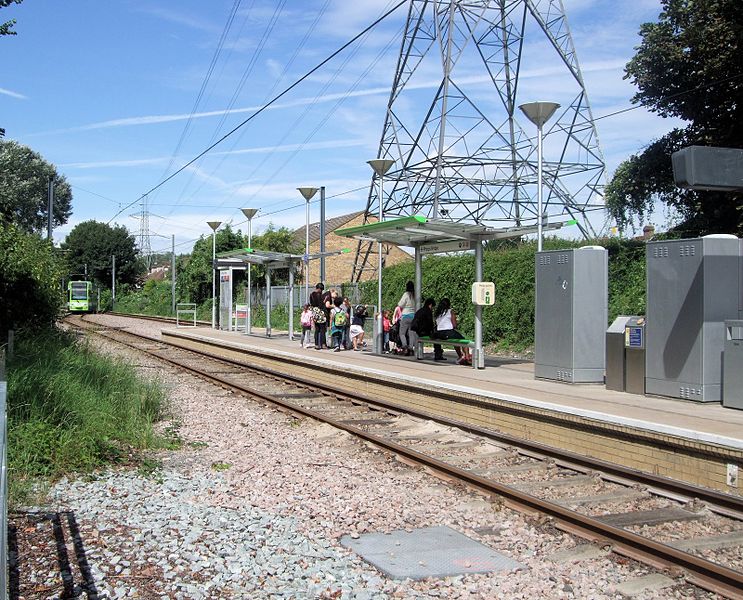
624 316 646 395
723 320 743 410
606 316 632 391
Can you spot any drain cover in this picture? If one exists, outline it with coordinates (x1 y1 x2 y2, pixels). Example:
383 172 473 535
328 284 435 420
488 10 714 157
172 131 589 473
340 525 525 580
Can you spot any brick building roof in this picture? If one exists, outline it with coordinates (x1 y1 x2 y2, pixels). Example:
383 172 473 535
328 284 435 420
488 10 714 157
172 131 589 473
293 210 368 245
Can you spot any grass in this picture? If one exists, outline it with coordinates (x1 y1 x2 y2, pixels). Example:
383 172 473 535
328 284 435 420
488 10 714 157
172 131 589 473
6 328 169 506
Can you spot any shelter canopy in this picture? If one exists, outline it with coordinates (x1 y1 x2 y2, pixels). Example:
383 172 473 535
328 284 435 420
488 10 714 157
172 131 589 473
335 215 576 247
215 248 304 269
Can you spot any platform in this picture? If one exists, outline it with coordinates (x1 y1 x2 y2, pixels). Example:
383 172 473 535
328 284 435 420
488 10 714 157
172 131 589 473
155 323 743 494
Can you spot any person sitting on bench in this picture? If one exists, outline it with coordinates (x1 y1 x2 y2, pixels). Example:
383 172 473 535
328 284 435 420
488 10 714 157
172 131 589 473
410 297 436 356
433 297 471 366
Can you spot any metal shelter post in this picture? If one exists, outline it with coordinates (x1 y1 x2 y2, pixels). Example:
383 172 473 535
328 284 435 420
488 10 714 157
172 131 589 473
414 247 422 310
474 240 484 369
320 186 326 284
265 268 272 338
241 208 258 336
288 267 294 341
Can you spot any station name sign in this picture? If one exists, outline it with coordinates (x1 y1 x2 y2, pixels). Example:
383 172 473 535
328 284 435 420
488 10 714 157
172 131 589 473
419 239 471 254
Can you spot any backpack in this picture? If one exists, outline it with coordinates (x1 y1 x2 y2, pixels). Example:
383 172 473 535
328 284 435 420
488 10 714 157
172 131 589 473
312 306 326 324
333 309 348 327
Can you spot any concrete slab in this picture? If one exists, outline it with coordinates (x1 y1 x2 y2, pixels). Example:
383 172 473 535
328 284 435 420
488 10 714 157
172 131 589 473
548 544 610 564
614 573 676 596
340 526 524 580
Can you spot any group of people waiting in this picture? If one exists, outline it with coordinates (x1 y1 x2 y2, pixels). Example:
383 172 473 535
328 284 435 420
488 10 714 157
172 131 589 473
300 283 369 352
298 280 471 366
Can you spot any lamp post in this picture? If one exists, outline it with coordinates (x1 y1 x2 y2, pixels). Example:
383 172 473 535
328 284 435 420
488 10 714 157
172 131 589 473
297 187 319 304
241 208 259 335
207 221 222 329
367 158 395 355
518 101 560 252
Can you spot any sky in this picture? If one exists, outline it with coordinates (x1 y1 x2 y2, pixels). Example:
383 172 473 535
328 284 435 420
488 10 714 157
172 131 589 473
1 0 679 255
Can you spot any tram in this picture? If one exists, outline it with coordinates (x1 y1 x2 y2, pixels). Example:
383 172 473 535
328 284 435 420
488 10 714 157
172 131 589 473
68 280 93 313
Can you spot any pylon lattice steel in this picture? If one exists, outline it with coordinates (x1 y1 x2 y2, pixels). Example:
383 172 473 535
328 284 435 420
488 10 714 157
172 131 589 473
138 195 152 272
353 0 606 281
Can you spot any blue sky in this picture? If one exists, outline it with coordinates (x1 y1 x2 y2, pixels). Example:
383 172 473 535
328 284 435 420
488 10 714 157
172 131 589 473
2 0 676 254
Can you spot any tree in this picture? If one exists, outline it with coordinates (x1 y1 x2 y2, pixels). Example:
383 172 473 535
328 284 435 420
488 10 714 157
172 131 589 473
0 139 73 234
606 0 743 234
0 223 65 336
61 221 144 288
177 225 244 305
1 0 22 37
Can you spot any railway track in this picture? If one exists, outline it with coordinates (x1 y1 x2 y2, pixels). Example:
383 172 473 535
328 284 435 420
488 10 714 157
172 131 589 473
68 314 743 598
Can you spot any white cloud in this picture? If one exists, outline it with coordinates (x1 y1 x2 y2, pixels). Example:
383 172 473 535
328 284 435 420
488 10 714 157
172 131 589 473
0 87 27 100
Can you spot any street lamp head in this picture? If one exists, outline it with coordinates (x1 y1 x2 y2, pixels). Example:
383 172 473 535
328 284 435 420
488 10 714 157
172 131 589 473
297 187 319 201
207 221 222 232
518 101 560 127
367 159 395 177
240 208 258 220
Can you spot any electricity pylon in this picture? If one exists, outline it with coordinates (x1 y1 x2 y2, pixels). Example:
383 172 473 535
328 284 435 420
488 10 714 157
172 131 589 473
138 195 152 272
352 0 606 281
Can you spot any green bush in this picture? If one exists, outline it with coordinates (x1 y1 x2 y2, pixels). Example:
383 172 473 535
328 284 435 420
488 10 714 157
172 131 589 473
6 328 168 504
0 224 65 336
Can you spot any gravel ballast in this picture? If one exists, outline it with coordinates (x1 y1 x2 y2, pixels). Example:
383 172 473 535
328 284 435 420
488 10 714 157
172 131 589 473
11 314 720 599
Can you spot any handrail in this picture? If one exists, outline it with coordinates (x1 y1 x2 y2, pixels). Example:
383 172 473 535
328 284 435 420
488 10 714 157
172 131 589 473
176 303 197 328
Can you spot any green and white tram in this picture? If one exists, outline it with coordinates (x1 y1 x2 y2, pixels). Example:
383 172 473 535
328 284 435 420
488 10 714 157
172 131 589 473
68 280 93 313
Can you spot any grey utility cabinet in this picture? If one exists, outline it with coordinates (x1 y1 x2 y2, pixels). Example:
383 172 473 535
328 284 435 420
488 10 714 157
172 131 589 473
646 235 740 402
535 246 608 383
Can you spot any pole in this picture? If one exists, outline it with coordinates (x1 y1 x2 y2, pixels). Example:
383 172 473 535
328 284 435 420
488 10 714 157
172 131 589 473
320 186 326 284
414 247 422 310
474 240 484 369
171 234 176 315
247 218 253 335
111 255 116 310
211 230 217 329
288 266 294 341
47 177 54 241
305 198 310 304
376 175 384 355
537 122 544 252
265 269 271 338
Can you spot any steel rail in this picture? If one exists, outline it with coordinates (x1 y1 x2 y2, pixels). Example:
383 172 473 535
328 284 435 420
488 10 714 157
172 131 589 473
156 326 743 515
71 317 743 598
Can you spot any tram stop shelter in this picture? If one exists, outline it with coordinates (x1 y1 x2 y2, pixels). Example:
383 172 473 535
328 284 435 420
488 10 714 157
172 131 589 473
336 215 575 368
215 248 304 340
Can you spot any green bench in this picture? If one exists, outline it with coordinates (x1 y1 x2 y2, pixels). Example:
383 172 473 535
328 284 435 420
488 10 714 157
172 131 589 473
416 335 475 364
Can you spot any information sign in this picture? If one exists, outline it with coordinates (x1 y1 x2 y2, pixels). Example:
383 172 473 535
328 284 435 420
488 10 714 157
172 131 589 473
419 239 471 254
625 326 644 348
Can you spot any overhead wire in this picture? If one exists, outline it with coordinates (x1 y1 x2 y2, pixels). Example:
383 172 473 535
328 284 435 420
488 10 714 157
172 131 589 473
238 19 403 210
148 183 370 254
106 0 407 226
169 0 334 215
157 0 243 184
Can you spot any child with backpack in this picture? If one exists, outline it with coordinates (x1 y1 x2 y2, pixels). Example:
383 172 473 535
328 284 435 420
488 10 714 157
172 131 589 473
330 296 347 352
300 303 314 348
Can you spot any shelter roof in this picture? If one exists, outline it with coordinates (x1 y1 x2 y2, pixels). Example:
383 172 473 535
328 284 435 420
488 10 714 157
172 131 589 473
335 215 576 247
215 248 303 269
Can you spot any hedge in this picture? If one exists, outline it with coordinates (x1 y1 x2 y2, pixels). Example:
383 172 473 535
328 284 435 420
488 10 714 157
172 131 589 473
359 238 646 351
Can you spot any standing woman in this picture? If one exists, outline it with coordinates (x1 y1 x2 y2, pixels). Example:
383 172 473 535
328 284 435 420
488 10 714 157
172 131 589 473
433 297 471 365
397 280 416 356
